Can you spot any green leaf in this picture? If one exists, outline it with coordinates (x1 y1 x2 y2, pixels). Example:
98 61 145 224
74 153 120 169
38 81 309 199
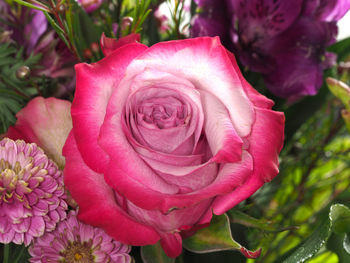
328 37 350 61
130 0 152 34
65 3 75 49
282 204 350 263
284 81 329 141
327 234 350 263
12 0 50 12
141 242 175 263
343 234 350 254
43 12 70 48
282 218 331 263
0 43 44 133
229 209 296 233
183 214 261 259
70 0 102 61
329 204 350 235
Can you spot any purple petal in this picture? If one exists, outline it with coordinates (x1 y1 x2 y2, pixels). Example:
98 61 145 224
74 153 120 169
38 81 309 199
24 9 47 54
230 0 303 38
191 0 231 44
303 0 350 22
262 18 334 97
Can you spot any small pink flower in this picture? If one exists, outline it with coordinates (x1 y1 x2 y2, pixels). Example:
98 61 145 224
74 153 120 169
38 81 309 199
0 138 67 245
29 210 132 263
78 0 104 13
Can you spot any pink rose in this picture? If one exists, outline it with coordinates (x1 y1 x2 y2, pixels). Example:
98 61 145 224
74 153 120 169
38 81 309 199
63 36 285 257
6 97 72 169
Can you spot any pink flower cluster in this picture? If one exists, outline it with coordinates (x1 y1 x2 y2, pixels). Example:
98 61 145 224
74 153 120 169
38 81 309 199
0 138 67 245
2 98 132 262
29 210 132 263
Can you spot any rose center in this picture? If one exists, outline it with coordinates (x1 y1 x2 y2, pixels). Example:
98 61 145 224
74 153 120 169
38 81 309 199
60 240 94 263
137 96 189 129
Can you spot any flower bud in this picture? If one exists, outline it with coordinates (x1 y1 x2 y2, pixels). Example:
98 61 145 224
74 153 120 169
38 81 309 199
16 65 31 79
83 48 93 59
90 42 100 53
338 61 350 75
109 3 115 11
121 16 133 31
0 31 12 44
58 3 66 13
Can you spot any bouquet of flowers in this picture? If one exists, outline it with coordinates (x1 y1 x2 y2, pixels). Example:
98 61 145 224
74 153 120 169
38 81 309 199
1 0 350 262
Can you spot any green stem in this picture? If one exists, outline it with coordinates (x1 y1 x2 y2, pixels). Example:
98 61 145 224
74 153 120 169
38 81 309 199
13 245 25 263
3 244 10 263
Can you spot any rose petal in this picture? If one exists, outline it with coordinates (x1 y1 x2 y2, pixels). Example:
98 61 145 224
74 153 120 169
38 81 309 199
200 90 243 163
140 156 218 191
126 37 254 137
103 150 252 213
225 50 275 109
72 42 148 173
125 68 204 153
212 106 284 214
63 132 160 245
117 192 212 233
249 107 285 182
100 33 141 57
127 135 204 167
6 97 72 169
99 110 180 194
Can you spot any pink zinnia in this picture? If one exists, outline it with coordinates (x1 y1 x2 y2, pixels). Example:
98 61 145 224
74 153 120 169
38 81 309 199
29 210 132 263
0 138 67 245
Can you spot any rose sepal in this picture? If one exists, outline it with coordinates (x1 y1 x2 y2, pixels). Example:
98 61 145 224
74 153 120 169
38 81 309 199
182 213 261 259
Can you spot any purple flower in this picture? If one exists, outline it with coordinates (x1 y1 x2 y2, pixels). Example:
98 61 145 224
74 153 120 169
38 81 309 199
0 0 47 55
0 138 67 245
32 31 75 79
24 9 47 54
0 0 6 14
29 210 132 263
191 0 231 45
0 0 75 81
192 0 350 98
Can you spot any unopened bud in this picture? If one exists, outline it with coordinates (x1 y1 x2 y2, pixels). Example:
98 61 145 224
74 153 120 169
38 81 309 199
90 42 99 53
100 9 107 19
338 61 350 75
58 4 66 13
0 31 12 44
121 16 133 31
109 3 115 11
16 66 30 79
83 48 93 59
